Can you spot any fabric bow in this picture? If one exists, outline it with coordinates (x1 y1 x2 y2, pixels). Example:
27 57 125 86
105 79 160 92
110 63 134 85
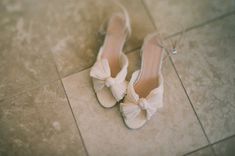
120 97 157 120
120 70 164 121
90 59 127 101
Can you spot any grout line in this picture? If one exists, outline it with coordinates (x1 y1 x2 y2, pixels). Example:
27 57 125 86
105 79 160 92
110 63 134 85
168 55 218 156
183 144 213 156
63 47 140 78
61 65 93 78
168 55 219 156
141 0 157 30
142 0 235 40
210 134 235 146
61 47 140 79
165 10 235 39
59 79 90 156
50 53 90 156
168 55 211 143
183 134 235 156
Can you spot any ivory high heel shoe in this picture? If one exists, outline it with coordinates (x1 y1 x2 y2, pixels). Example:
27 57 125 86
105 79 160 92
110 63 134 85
90 8 131 108
120 33 164 129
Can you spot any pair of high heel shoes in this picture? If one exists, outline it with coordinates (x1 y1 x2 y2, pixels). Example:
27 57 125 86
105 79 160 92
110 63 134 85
90 10 164 129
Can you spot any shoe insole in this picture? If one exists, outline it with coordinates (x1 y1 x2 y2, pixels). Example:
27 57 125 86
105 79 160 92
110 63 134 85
134 36 163 98
101 14 127 77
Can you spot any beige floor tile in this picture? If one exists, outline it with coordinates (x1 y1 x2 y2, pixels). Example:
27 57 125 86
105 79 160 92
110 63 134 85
144 0 235 36
0 0 59 100
0 81 86 156
213 136 235 156
7 0 153 77
187 147 214 156
170 14 235 143
62 51 208 156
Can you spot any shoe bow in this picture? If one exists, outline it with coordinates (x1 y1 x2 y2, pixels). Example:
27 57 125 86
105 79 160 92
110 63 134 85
90 59 127 101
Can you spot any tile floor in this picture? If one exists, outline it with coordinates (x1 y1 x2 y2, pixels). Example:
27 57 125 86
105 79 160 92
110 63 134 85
0 0 235 156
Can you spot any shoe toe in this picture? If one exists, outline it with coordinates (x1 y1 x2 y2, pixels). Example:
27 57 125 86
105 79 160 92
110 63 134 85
123 111 147 129
96 87 117 108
